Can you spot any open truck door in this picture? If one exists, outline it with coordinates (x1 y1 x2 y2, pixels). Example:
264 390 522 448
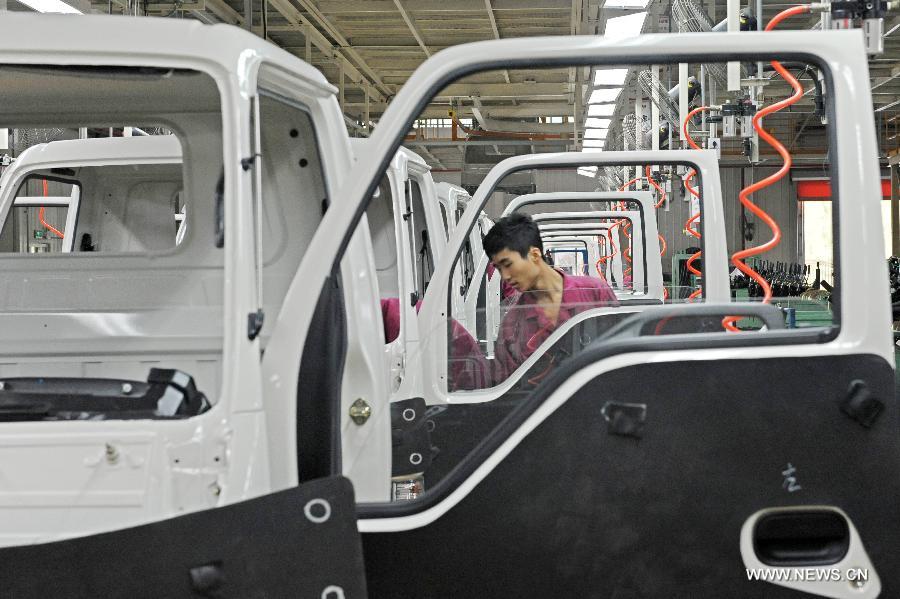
290 30 897 597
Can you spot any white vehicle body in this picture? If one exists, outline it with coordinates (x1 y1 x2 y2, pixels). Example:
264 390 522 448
539 222 629 289
452 186 702 358
0 18 894 598
434 181 501 354
0 14 393 546
541 223 628 287
531 209 661 301
500 187 728 301
434 181 470 241
351 140 445 397
543 236 593 275
541 226 625 287
0 135 183 254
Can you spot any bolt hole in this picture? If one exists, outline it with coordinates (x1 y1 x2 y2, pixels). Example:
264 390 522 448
289 128 299 138
174 458 180 464
321 586 345 599
299 158 309 167
304 498 332 523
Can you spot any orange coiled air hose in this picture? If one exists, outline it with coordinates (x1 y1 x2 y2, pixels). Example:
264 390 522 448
40 179 64 239
724 4 810 331
616 176 647 279
617 176 641 276
606 222 624 288
645 165 669 255
682 105 714 301
595 235 609 279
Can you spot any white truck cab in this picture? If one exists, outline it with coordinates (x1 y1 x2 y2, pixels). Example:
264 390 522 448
541 225 625 287
0 14 392 547
533 210 660 300
0 135 183 254
351 140 446 397
537 214 649 292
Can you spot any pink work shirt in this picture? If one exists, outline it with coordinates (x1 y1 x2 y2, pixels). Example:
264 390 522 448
491 270 618 385
380 298 489 391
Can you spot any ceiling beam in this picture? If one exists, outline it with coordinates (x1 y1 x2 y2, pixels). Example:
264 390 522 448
200 0 242 24
484 0 515 106
393 0 432 57
289 0 394 99
436 82 573 97
346 102 575 119
251 0 387 103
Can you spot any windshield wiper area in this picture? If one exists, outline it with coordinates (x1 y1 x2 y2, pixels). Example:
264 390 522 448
0 368 210 422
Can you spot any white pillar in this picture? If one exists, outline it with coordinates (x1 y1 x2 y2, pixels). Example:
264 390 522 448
727 0 741 91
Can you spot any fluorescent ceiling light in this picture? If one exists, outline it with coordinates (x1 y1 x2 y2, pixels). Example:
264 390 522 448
580 145 604 152
577 166 599 177
588 88 621 104
585 117 611 129
604 12 648 41
583 139 605 147
588 104 616 117
584 129 607 140
593 68 629 87
17 0 81 12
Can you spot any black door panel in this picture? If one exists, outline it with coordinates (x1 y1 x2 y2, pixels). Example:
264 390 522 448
365 355 899 597
1 476 367 599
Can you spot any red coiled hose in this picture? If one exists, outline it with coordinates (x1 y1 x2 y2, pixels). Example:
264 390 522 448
724 4 810 330
595 234 609 279
617 176 641 275
682 105 712 301
40 179 64 239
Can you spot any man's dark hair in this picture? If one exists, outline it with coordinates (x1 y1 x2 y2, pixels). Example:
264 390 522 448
483 213 543 259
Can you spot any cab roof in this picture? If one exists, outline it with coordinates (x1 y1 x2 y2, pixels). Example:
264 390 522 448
12 135 182 170
0 13 335 96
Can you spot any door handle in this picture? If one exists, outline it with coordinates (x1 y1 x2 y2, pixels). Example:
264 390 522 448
752 509 850 567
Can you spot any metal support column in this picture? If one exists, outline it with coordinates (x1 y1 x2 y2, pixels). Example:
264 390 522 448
679 63 689 148
892 163 900 256
651 64 660 152
305 24 312 63
339 62 345 115
634 97 644 185
365 84 371 133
